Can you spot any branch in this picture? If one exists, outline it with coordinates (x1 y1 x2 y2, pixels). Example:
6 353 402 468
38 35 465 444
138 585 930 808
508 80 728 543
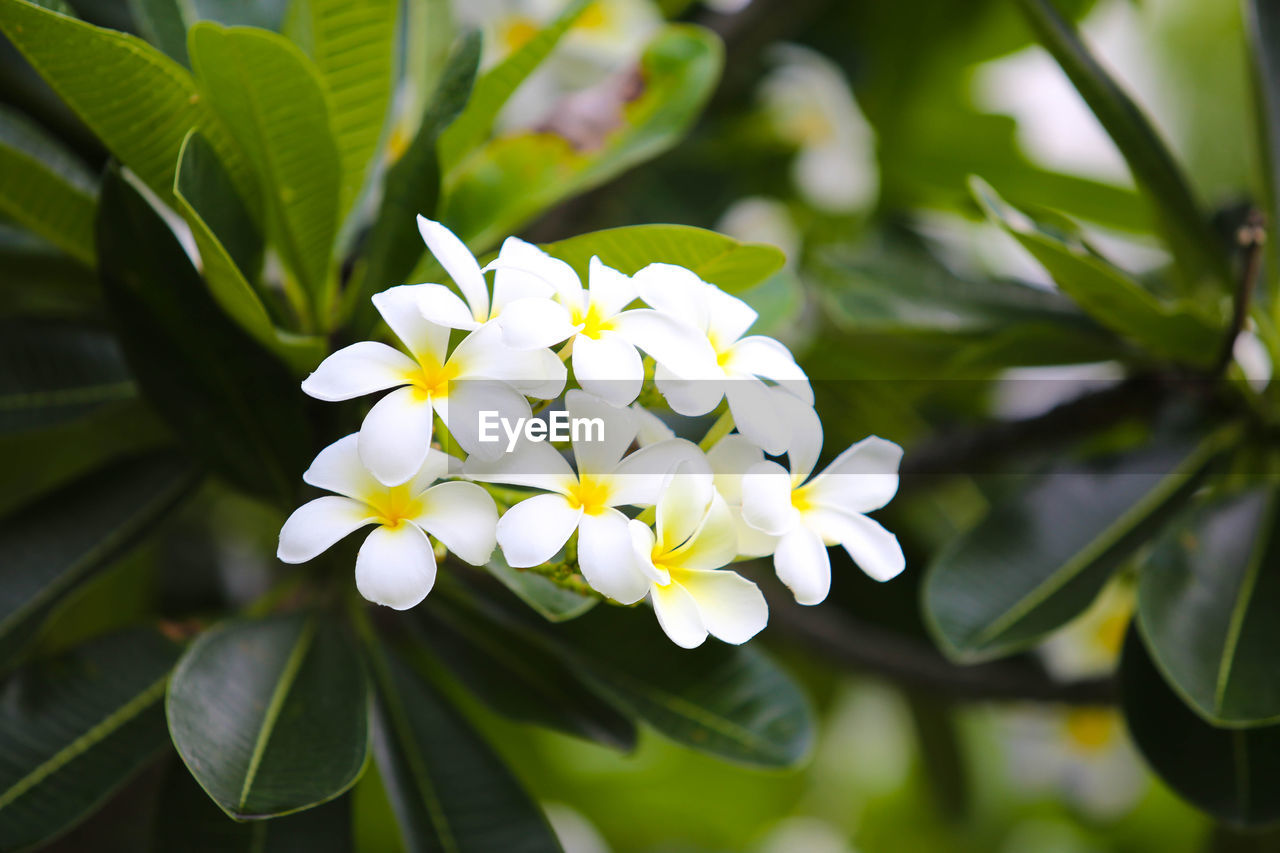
1212 208 1266 376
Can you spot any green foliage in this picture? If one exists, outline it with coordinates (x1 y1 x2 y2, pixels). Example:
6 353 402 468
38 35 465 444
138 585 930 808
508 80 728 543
0 321 133 434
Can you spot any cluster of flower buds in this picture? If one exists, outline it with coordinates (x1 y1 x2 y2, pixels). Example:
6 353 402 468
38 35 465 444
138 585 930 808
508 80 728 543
278 217 905 648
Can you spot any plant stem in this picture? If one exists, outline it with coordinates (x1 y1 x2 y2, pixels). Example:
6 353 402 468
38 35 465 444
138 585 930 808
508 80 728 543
1217 209 1267 376
698 408 735 451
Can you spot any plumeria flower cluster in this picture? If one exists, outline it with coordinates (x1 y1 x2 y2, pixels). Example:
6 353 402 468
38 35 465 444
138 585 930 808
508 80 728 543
278 217 906 647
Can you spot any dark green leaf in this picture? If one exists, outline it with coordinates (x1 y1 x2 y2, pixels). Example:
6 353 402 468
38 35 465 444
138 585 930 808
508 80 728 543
0 451 195 668
127 0 194 66
363 638 562 852
924 427 1234 662
96 165 311 504
0 226 102 321
1139 487 1280 726
167 613 370 819
1248 0 1280 300
1012 0 1230 293
1121 626 1280 827
0 320 133 433
0 628 180 851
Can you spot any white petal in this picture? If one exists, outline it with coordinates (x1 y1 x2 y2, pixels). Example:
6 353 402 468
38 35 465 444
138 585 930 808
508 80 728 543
495 493 581 567
774 525 831 605
358 385 436 486
733 506 779 557
805 435 903 514
632 403 675 446
412 283 482 332
413 481 498 566
655 364 723 417
586 256 636 317
572 331 644 407
578 508 650 604
408 447 461 495
303 433 380 501
355 523 437 609
463 438 576 494
703 286 758 349
726 335 812 404
706 434 764 505
607 438 707 507
487 236 574 309
778 393 823 485
565 389 638 476
650 581 709 649
667 492 738 571
507 346 569 400
655 463 715 554
725 376 790 455
277 496 376 563
611 308 719 380
443 380 534 460
627 518 670 584
300 341 414 402
495 297 577 350
417 216 488 321
740 460 800 536
372 284 453 365
632 262 709 331
674 568 768 645
805 509 905 582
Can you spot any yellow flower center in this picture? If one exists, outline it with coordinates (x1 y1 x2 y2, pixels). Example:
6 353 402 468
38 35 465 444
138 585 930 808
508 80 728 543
405 356 458 401
1063 708 1115 753
566 476 613 515
570 300 615 340
791 485 814 514
577 2 609 31
1094 611 1129 657
368 484 424 528
499 17 538 53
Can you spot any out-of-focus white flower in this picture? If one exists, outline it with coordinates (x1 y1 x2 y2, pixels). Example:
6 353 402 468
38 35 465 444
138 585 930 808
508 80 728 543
1038 579 1133 680
740 399 904 604
716 196 801 265
1234 325 1272 393
760 45 878 213
633 263 812 453
301 286 560 485
465 391 703 602
756 817 858 853
277 435 497 609
627 466 768 648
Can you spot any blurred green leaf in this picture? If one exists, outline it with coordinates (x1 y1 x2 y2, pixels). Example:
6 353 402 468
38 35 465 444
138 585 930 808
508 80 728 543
96 166 311 505
439 24 723 251
414 584 636 750
0 0 256 209
0 227 102 321
189 22 340 312
287 0 396 217
541 223 785 293
167 613 370 819
924 428 1231 662
1121 626 1280 827
363 637 562 852
0 451 194 669
973 177 1223 367
1248 0 1280 303
1012 0 1230 293
173 131 324 373
352 30 481 333
128 0 195 66
1139 487 1280 727
0 320 133 433
437 0 589 173
0 628 180 851
484 553 598 623
0 104 96 264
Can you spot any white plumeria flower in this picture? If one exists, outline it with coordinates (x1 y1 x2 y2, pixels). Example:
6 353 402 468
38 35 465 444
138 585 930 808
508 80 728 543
627 465 768 649
465 391 704 602
301 285 563 485
632 263 812 454
277 435 497 610
706 433 778 557
739 399 904 605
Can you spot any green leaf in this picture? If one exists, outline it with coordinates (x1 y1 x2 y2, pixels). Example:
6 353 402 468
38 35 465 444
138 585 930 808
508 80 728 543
438 24 722 252
0 320 134 434
484 553 597 622
1248 0 1280 303
0 104 96 265
436 0 589 173
96 165 312 504
540 223 785 294
0 0 256 209
413 586 636 750
128 0 196 66
0 628 180 851
0 226 101 321
167 613 370 819
287 0 396 217
362 637 562 852
189 22 341 308
0 452 195 668
352 30 481 333
972 177 1223 367
1121 627 1280 827
1138 487 1280 727
1012 0 1230 293
173 131 324 373
924 428 1234 662
154 759 355 852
